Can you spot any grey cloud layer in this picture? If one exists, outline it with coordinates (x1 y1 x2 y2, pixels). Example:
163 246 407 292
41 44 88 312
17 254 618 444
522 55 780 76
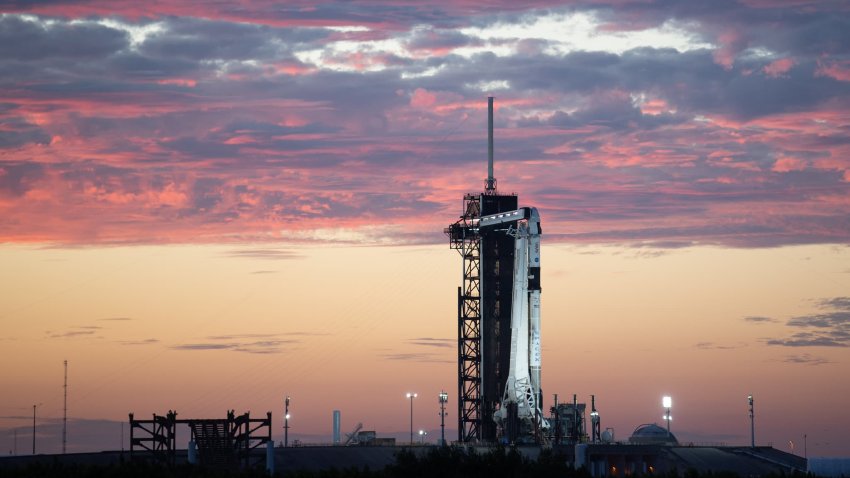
756 297 850 348
1 2 848 246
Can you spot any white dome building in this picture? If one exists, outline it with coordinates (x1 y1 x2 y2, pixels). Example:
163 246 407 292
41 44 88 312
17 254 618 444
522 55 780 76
628 423 678 446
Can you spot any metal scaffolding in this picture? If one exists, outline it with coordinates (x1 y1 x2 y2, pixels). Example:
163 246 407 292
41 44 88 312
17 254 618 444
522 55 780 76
446 193 482 442
129 410 272 469
129 410 178 465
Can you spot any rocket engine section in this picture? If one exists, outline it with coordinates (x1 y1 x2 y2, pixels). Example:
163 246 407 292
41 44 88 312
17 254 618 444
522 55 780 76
480 207 548 442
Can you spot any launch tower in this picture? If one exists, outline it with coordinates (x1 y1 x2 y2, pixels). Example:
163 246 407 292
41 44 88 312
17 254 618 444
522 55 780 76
446 98 544 443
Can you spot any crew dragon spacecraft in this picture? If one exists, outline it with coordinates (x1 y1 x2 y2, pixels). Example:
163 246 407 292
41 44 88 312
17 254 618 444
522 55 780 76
446 97 547 444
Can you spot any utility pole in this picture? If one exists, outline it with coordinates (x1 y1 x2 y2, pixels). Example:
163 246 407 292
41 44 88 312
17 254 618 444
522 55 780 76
804 434 807 459
63 360 68 454
32 405 36 455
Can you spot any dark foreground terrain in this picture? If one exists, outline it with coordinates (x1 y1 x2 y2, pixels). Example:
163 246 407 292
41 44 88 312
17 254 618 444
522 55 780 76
0 447 809 478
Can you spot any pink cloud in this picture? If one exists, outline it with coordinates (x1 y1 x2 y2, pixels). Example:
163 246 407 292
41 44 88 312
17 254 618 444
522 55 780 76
763 58 795 77
410 88 438 109
816 59 850 82
1 5 848 248
265 61 317 77
638 98 672 115
772 156 808 172
156 78 198 88
713 29 747 70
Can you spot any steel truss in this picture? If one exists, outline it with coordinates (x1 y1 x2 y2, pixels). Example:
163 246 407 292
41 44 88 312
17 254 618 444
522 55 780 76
446 194 482 442
129 410 272 469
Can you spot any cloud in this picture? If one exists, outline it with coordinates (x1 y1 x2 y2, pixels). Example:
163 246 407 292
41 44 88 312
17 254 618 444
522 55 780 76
695 341 746 350
1 4 849 247
743 316 778 323
405 27 479 56
171 343 233 350
225 249 302 260
0 119 51 149
120 338 159 346
380 352 453 363
382 337 455 362
818 297 850 309
781 353 832 366
170 333 302 353
762 297 850 347
766 334 846 347
786 313 850 329
408 337 454 348
205 333 283 340
0 162 46 197
0 15 128 61
98 317 133 321
46 329 96 339
280 331 332 336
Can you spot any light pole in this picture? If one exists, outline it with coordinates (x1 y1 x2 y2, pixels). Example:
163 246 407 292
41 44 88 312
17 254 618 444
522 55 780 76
438 391 448 446
284 396 291 447
748 394 755 448
418 429 427 444
406 392 417 445
662 396 672 437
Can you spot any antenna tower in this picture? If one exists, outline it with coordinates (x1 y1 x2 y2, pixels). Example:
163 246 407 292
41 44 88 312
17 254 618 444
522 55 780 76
63 360 67 454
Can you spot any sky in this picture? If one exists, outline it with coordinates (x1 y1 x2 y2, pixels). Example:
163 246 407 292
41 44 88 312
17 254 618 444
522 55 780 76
0 0 849 458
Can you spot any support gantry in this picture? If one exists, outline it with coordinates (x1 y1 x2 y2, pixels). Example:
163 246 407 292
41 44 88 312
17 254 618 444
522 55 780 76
446 194 482 442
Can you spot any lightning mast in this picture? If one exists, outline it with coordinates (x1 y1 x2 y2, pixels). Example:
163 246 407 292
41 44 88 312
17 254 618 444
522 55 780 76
486 97 496 192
